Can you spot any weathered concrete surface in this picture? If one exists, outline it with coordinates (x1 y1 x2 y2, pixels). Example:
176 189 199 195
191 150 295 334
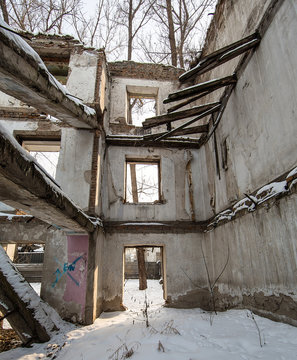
102 232 204 311
66 50 99 105
0 127 96 233
0 216 63 244
55 128 95 211
197 0 297 216
0 22 98 129
200 190 297 326
41 228 105 324
108 75 183 135
102 146 200 222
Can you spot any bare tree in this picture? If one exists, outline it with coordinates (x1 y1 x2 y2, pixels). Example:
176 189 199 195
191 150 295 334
141 0 216 68
72 0 125 59
137 247 147 290
6 0 81 33
118 0 154 60
0 0 9 24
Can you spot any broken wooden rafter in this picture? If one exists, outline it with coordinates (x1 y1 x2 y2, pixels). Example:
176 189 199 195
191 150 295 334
179 32 261 82
155 103 221 142
163 74 237 104
142 102 220 129
105 135 203 149
167 91 214 113
143 124 209 140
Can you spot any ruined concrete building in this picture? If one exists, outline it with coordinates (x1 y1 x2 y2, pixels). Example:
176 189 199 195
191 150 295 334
0 0 296 343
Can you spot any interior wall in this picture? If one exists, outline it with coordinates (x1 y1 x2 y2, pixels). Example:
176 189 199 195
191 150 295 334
41 233 91 324
101 145 209 222
102 232 204 311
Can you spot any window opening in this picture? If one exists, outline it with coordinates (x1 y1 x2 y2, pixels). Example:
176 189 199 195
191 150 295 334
125 160 160 203
128 95 156 126
22 140 60 179
123 246 165 311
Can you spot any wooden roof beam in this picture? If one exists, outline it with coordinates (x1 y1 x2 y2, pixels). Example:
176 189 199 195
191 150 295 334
179 32 261 82
142 102 220 129
143 124 209 140
154 103 221 141
163 74 237 104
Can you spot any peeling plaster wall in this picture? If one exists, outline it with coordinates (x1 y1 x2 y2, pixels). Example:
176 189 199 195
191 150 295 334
0 91 25 108
108 77 181 134
102 232 204 311
201 190 297 326
66 50 99 104
211 0 297 212
102 145 205 221
55 128 93 211
41 233 90 324
194 0 297 214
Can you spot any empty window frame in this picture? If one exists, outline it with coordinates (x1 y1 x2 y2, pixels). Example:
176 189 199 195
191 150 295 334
125 160 160 203
127 94 157 127
22 140 60 179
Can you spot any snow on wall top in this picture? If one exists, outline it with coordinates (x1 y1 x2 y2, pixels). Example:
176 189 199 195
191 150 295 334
0 19 96 117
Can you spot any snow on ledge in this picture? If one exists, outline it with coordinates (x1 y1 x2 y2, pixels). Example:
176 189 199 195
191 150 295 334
207 166 297 230
0 19 96 117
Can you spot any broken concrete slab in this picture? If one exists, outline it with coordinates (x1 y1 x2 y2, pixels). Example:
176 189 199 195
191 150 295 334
0 124 99 233
0 245 63 344
0 20 98 129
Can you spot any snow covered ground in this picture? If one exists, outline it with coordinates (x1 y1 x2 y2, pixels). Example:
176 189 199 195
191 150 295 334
2 279 297 360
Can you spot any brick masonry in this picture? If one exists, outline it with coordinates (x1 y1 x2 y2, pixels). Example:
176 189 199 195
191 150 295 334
108 61 184 81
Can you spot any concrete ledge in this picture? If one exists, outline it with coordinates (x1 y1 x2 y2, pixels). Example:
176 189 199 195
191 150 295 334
0 21 98 129
0 127 98 233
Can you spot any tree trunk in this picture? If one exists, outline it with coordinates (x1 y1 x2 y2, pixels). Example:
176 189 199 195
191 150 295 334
166 0 177 67
0 0 9 24
137 247 147 290
128 0 133 60
130 164 138 203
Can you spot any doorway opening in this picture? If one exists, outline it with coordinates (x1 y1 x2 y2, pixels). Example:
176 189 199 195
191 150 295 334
123 246 165 311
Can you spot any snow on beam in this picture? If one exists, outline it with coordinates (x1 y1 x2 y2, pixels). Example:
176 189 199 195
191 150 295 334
0 245 63 344
0 20 98 129
0 125 99 233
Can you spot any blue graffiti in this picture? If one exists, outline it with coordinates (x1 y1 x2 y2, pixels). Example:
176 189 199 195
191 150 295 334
52 255 83 288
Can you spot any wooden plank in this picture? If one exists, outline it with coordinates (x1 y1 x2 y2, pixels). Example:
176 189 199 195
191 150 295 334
105 136 203 149
143 124 209 140
142 102 220 129
167 92 213 113
179 32 260 82
155 103 221 141
163 75 237 104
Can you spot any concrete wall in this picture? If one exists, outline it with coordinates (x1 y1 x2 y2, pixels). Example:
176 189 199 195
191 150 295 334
66 49 98 104
55 128 93 211
41 232 94 324
102 145 205 221
102 232 204 311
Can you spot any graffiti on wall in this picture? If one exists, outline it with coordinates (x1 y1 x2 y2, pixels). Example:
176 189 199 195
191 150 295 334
52 255 84 288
